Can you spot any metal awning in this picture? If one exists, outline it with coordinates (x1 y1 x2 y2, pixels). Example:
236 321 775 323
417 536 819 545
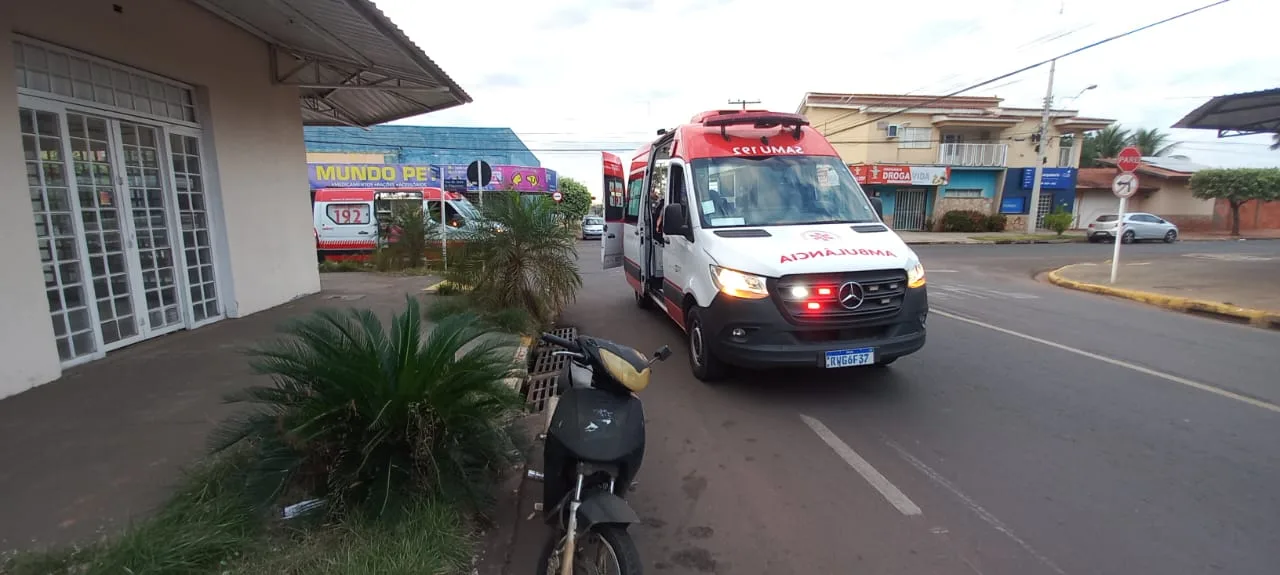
1171 87 1280 138
190 0 471 127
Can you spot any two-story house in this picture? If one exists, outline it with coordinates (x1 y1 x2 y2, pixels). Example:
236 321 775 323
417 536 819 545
797 93 1114 231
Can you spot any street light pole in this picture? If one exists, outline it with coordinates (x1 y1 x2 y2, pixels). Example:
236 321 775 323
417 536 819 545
1026 59 1057 234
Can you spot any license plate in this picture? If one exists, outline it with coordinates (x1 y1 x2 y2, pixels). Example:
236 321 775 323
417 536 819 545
825 347 875 368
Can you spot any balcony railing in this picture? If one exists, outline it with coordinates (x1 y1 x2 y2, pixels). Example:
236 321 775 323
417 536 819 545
938 143 1008 167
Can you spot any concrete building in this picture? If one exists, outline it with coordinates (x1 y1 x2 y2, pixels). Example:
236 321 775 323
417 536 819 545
1076 156 1214 231
1 0 469 399
797 93 1113 231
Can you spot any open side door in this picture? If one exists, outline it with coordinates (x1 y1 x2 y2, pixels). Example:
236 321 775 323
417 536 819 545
601 152 625 269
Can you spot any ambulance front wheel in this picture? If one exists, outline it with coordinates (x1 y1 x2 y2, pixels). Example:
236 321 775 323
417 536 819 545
686 306 727 382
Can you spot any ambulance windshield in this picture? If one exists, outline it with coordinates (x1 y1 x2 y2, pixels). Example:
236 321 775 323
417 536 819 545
690 156 878 228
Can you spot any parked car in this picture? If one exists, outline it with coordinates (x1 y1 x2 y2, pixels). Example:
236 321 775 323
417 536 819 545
1087 212 1179 244
581 216 605 240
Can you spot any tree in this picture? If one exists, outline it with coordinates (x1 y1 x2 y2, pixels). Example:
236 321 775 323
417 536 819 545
554 177 593 226
1081 124 1130 167
1131 127 1179 156
1190 168 1280 236
446 192 582 324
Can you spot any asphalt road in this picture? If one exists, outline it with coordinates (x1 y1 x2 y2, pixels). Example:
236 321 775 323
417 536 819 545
531 239 1280 575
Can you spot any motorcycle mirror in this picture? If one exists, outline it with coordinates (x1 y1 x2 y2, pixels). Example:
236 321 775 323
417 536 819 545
653 345 672 362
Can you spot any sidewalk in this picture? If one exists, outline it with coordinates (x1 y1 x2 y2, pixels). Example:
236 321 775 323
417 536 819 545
0 272 441 552
1048 256 1280 329
1180 230 1280 241
897 231 1085 245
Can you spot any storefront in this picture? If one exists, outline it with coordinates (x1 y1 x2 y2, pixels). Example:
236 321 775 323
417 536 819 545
849 164 951 231
2 0 468 399
997 167 1077 229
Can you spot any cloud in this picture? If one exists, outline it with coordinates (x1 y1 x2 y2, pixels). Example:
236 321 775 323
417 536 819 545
371 0 1280 201
477 73 525 89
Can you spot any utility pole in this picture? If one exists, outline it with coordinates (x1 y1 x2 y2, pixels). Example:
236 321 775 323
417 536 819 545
728 98 760 110
1026 59 1056 234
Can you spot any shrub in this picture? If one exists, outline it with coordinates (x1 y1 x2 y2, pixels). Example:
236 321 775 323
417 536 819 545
445 192 582 325
1043 207 1074 236
984 213 1007 232
375 203 429 271
940 210 988 233
426 297 539 335
209 297 523 517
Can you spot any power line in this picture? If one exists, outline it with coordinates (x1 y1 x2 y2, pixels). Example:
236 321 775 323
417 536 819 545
304 138 644 153
819 0 1232 140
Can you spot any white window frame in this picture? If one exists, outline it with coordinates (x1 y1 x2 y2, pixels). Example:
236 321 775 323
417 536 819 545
14 35 200 129
898 127 933 149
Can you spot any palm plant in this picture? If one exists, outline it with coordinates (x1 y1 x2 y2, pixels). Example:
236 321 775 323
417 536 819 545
1131 127 1179 156
1081 124 1130 167
209 298 522 517
445 192 582 325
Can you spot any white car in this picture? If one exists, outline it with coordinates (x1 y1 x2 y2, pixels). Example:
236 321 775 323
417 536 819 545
1087 212 1179 244
581 216 605 240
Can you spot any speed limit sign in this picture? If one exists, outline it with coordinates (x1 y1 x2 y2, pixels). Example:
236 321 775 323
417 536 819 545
551 191 563 202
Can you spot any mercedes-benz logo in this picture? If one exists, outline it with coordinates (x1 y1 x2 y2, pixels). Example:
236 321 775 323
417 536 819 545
837 281 865 310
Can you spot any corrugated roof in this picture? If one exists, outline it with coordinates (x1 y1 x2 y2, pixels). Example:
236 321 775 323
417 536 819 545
190 0 471 126
304 125 541 166
1171 87 1280 135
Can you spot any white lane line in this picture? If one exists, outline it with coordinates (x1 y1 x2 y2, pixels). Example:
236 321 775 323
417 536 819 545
933 309 1280 415
800 414 922 516
884 439 1068 575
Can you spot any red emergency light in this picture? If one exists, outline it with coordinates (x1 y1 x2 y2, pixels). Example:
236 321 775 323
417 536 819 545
699 110 810 140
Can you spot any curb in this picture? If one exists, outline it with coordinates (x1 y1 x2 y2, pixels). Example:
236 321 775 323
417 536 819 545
423 280 465 293
503 335 534 391
904 238 1083 245
1047 264 1280 330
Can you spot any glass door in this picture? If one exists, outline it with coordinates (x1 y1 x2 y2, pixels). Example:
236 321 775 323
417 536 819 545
20 107 99 363
119 120 182 334
68 112 141 349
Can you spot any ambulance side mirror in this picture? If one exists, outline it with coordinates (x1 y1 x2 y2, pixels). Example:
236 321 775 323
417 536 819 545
663 203 688 237
870 197 884 219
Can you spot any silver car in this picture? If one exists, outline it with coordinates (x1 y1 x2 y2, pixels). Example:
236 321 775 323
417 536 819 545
582 216 605 240
1087 212 1179 244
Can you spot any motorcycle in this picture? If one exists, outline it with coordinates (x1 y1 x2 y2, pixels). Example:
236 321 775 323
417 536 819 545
528 331 671 575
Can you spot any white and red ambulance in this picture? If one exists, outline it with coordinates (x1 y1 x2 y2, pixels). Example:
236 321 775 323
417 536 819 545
312 187 484 258
601 110 928 381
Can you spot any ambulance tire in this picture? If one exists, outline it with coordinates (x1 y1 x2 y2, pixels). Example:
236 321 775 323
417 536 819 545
686 306 726 382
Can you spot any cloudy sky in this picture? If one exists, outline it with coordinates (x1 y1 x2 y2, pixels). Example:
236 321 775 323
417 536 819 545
377 0 1279 201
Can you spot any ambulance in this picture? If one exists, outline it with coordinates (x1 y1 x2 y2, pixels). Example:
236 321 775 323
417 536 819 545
601 110 928 381
313 187 484 258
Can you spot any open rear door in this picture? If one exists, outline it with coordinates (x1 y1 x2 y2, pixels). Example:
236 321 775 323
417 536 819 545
601 152 625 269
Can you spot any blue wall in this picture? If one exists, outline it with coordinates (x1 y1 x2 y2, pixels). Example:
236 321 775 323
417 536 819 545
304 125 542 167
1000 168 1075 214
940 169 999 198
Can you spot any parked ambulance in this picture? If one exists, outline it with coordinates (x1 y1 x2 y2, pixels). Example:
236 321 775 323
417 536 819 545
601 110 928 381
313 187 484 258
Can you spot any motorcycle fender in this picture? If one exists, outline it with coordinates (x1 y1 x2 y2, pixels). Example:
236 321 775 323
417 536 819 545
577 492 640 529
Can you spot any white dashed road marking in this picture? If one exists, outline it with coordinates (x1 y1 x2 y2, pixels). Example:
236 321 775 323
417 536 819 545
800 414 922 516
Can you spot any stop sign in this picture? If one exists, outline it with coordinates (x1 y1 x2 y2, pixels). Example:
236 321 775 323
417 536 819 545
1116 146 1141 173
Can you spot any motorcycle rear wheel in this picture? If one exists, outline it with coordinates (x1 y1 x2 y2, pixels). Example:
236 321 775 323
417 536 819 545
536 525 642 575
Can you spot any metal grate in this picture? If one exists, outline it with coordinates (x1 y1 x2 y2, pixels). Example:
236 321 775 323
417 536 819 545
524 327 578 413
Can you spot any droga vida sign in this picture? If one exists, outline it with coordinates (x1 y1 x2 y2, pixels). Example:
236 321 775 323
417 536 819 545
849 164 950 186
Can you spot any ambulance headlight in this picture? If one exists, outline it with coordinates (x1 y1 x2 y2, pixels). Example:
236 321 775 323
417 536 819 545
710 266 769 299
906 257 926 289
